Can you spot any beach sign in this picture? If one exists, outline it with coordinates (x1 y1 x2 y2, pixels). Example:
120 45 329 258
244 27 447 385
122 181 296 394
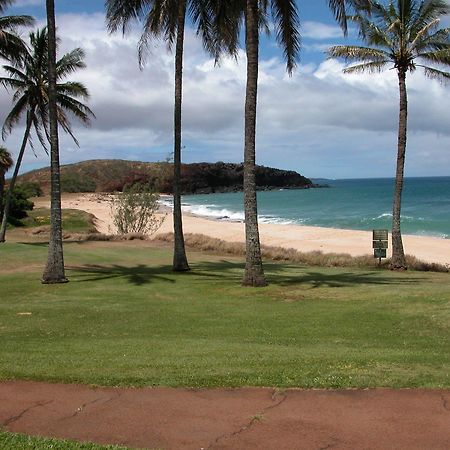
373 229 388 263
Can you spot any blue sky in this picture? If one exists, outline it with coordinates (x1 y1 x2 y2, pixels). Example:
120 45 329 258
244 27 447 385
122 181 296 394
2 0 450 179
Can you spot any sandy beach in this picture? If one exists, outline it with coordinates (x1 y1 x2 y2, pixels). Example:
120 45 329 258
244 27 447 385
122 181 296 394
34 193 450 266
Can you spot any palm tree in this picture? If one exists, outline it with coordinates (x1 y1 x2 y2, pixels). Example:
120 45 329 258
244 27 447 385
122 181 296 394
211 0 372 287
328 0 450 269
0 0 34 62
106 0 227 272
42 0 66 283
0 146 13 222
209 0 300 286
0 27 94 244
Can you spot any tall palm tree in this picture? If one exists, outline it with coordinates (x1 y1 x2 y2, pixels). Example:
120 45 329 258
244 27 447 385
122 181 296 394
0 27 94 244
210 0 372 287
0 146 13 222
42 0 67 282
328 0 450 269
209 0 300 287
0 0 34 62
106 0 226 272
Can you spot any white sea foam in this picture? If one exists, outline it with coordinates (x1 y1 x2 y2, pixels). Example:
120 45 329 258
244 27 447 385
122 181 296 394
163 199 299 225
371 212 424 221
183 204 245 222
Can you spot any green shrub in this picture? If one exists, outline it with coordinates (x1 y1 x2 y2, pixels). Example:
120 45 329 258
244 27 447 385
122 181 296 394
16 181 43 198
2 187 34 225
111 184 165 235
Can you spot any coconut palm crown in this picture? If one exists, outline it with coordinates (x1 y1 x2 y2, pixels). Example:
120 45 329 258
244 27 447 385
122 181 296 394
328 0 450 268
1 28 94 148
0 27 95 243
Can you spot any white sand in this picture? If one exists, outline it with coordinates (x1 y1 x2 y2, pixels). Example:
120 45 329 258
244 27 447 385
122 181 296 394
34 193 450 266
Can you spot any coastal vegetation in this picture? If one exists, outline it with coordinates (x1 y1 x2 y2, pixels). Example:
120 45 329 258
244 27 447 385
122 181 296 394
15 159 314 194
2 0 447 285
328 0 450 270
1 239 449 388
111 184 164 235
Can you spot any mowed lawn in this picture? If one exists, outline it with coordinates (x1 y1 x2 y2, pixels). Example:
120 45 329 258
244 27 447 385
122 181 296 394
0 239 449 388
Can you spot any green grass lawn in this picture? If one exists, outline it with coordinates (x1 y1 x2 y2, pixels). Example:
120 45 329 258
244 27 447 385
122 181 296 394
0 240 449 389
20 208 97 233
0 432 137 450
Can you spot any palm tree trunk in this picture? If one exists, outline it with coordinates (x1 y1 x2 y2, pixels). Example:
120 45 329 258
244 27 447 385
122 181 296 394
390 68 408 270
42 0 67 283
172 0 189 272
242 0 267 287
0 112 33 243
0 172 5 223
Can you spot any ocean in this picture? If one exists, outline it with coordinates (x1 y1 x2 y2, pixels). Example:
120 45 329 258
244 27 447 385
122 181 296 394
173 177 450 239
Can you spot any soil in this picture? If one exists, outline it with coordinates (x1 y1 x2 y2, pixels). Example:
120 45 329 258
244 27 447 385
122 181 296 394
1 381 449 449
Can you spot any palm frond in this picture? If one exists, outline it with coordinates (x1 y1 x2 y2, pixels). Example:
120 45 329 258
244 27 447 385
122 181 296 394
417 48 450 66
270 0 301 74
412 0 450 36
422 64 450 83
1 64 29 83
2 26 94 152
0 0 13 14
137 0 178 65
327 0 372 35
105 0 151 34
203 0 242 62
0 14 34 30
343 59 390 73
56 93 95 125
328 44 389 62
56 81 90 99
410 17 440 49
2 94 29 139
31 109 49 153
55 106 79 147
56 48 86 79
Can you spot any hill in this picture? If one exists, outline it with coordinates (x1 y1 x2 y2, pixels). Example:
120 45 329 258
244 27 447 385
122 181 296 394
17 159 315 195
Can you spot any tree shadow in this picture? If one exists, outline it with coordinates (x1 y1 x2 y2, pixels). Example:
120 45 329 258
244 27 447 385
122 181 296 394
189 261 427 289
15 242 48 247
67 264 177 286
64 258 426 289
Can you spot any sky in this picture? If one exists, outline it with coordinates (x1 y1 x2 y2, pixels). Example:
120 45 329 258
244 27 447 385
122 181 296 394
1 0 450 179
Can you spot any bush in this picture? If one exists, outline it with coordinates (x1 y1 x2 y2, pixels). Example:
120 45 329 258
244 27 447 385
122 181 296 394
1 187 34 225
111 184 165 235
16 181 43 198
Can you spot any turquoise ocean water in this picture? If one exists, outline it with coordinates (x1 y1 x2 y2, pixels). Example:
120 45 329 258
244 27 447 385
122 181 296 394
173 177 450 239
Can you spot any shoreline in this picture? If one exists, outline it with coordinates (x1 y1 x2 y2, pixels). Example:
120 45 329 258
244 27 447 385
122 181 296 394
34 193 450 266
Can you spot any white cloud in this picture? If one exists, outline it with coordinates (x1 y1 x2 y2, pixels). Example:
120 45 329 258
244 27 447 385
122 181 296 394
302 21 342 40
1 12 449 179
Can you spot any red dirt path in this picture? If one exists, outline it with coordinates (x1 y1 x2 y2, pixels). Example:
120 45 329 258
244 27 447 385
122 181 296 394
1 381 449 449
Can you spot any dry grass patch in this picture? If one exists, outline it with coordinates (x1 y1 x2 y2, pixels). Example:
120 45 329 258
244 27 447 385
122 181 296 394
154 232 449 273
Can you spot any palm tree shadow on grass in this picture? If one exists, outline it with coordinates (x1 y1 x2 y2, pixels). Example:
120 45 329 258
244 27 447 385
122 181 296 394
67 264 177 286
191 261 427 289
68 259 426 288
